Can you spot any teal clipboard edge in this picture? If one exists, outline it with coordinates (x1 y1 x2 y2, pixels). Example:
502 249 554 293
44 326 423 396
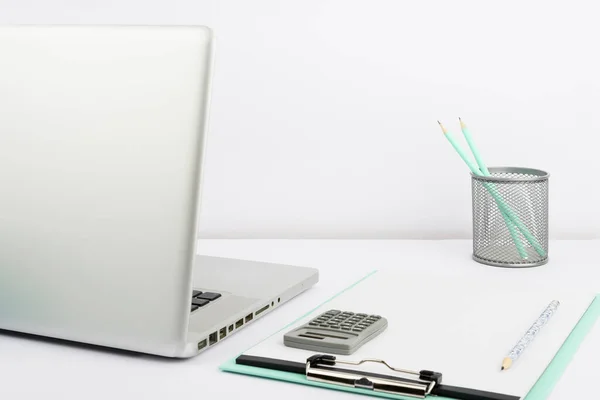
524 295 599 399
220 271 599 400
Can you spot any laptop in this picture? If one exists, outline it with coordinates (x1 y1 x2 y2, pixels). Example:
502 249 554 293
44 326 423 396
0 25 318 358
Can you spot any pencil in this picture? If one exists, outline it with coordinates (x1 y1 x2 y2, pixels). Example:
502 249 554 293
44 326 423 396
501 300 560 371
459 118 490 175
438 121 479 173
458 118 528 260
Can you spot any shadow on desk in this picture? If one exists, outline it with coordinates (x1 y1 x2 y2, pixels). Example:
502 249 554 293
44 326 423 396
0 328 191 363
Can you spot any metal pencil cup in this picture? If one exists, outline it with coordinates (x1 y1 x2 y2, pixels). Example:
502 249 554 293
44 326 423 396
471 167 549 268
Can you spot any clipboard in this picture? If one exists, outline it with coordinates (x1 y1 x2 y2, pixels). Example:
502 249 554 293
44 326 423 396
220 271 599 400
234 353 518 400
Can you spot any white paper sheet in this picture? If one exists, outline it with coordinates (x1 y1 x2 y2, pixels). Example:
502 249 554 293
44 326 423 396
244 271 595 398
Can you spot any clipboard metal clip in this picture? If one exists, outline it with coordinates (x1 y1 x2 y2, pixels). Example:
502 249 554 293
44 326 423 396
305 354 443 399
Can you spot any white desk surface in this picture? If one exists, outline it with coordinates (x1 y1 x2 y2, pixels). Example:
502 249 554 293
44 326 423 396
1 240 598 400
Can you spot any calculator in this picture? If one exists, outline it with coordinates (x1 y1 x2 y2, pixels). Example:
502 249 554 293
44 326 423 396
283 309 388 355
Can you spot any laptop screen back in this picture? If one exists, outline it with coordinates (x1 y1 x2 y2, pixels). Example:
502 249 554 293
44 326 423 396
0 26 213 356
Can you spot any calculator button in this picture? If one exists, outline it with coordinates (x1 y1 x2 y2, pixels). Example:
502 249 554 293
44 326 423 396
330 325 340 329
352 328 363 332
328 310 341 315
309 322 318 326
356 313 368 317
320 324 329 328
341 326 351 331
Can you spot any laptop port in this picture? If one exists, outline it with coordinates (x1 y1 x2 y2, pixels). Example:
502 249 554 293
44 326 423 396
209 331 218 346
235 318 244 328
198 339 207 351
245 313 253 323
228 324 234 332
255 304 269 316
219 327 227 340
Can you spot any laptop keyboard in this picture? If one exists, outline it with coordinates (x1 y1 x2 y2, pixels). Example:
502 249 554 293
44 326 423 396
191 290 222 312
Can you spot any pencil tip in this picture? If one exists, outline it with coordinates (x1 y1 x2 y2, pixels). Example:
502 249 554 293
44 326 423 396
437 120 447 134
501 366 504 371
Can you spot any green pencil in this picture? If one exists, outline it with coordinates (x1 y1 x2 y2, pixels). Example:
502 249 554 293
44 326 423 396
459 118 490 175
438 121 546 257
458 118 528 260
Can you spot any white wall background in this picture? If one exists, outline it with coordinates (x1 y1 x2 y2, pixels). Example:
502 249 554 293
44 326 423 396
1 0 599 239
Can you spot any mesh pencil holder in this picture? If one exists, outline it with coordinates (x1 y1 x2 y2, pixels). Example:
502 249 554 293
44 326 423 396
471 167 549 268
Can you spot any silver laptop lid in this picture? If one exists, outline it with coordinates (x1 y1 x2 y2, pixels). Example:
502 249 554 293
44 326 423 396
0 26 213 356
